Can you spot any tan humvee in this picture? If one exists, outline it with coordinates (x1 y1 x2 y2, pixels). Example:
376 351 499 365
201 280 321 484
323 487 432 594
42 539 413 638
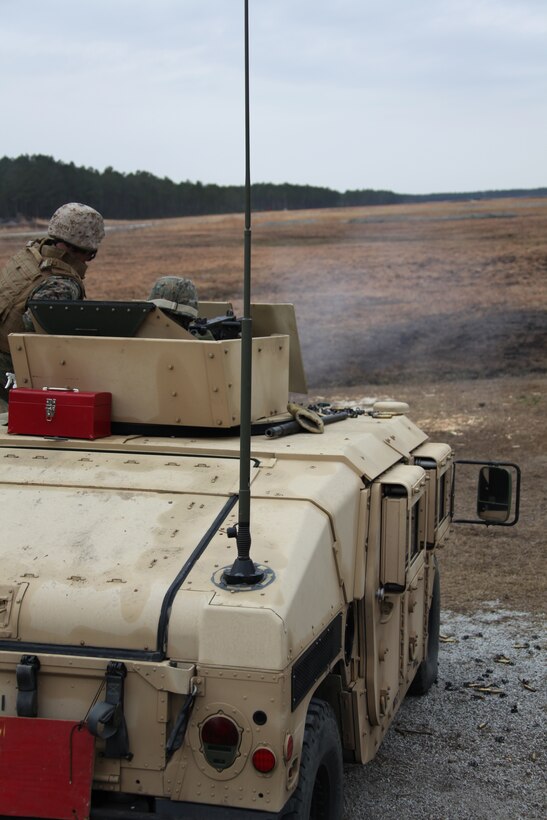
0 302 519 820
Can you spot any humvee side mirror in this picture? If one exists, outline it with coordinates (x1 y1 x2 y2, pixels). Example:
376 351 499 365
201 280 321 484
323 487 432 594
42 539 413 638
477 466 511 523
451 460 521 526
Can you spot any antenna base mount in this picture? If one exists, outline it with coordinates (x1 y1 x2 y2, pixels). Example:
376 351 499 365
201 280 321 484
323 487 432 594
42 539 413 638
223 524 265 586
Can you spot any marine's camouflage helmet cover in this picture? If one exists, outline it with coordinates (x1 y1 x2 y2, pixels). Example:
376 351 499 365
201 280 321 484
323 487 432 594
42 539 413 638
48 203 105 251
148 276 199 318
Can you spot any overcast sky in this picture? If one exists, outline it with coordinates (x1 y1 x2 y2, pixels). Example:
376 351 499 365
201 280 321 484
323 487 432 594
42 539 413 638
1 0 545 194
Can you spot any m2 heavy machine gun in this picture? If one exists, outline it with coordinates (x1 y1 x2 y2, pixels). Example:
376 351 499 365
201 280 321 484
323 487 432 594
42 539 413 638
0 4 519 819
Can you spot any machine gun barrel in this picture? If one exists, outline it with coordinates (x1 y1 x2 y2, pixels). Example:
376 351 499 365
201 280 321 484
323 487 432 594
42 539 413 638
190 314 241 340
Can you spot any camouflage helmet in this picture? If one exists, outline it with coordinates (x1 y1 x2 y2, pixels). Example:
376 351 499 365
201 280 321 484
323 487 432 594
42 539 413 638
48 203 105 251
148 276 199 319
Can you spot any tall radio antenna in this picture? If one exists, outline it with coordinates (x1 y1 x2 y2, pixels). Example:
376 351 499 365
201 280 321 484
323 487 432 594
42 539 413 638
223 0 263 585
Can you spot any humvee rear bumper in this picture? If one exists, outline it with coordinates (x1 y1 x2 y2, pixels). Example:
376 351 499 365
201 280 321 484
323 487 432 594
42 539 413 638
91 800 287 819
1 715 291 820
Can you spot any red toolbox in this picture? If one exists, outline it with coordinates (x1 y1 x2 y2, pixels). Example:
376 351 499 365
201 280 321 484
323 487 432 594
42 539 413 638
8 387 112 439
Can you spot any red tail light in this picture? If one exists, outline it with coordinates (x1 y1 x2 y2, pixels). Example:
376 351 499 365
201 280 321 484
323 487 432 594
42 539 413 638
252 747 276 773
284 733 294 762
200 715 241 771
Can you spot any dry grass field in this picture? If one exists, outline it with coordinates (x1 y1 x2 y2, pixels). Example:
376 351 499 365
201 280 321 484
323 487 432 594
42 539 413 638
1 197 546 612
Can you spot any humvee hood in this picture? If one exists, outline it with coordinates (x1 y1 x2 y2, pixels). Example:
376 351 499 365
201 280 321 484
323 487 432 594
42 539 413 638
1 447 241 655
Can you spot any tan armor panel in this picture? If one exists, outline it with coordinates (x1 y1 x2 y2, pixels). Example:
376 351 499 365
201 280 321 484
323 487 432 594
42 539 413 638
9 332 289 427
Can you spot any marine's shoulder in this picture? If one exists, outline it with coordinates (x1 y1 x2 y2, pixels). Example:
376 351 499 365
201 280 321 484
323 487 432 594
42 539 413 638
30 275 83 301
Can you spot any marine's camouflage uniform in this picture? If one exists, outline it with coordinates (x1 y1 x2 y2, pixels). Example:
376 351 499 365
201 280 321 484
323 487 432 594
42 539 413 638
0 238 86 400
20 276 83 330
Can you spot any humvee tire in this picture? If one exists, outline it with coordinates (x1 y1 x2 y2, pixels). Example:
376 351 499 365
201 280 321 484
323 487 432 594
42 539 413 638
284 698 343 820
408 561 441 696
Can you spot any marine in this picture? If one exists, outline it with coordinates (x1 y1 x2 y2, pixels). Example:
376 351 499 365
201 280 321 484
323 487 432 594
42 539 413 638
0 202 105 401
148 276 215 339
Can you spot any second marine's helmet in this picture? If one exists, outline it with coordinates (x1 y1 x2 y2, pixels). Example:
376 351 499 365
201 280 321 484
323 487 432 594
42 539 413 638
148 276 199 320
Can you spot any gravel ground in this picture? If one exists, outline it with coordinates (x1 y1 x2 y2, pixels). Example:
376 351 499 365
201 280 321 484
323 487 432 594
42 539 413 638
344 605 546 820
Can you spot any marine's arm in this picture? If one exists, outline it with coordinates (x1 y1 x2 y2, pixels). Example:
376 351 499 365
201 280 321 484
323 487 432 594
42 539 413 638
22 276 84 331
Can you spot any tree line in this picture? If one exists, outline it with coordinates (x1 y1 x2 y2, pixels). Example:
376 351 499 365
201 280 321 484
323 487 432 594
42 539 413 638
0 154 545 221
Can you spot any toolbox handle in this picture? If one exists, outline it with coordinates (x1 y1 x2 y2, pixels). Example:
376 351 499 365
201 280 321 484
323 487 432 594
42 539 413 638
42 386 80 392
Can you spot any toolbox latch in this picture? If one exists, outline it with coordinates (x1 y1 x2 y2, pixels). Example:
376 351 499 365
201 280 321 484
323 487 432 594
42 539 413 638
45 397 56 421
41 386 80 423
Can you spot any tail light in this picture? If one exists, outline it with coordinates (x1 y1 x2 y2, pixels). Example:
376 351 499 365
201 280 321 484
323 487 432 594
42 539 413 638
252 746 276 774
200 714 241 771
284 733 294 762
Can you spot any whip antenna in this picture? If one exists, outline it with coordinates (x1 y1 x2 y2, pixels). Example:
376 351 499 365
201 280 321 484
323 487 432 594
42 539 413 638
223 0 264 585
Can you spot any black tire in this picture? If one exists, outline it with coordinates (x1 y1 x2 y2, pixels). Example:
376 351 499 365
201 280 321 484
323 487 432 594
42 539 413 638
284 698 343 820
408 561 441 696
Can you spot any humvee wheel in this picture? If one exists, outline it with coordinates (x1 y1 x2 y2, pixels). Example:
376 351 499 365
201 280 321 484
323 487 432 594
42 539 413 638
408 561 441 696
284 698 343 820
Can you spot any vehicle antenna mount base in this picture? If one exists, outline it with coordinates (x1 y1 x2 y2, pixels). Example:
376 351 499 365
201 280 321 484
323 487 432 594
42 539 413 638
223 524 265 585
